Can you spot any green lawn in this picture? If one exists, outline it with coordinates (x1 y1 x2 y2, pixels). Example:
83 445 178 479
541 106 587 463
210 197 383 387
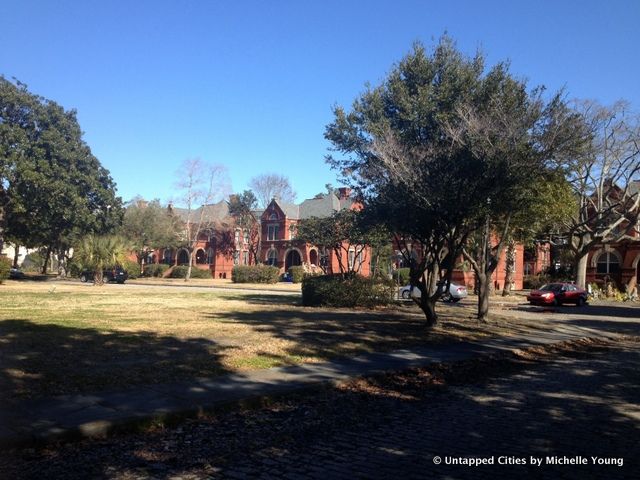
0 281 533 402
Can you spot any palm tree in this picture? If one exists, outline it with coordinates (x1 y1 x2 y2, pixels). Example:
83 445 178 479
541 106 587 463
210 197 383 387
74 235 128 285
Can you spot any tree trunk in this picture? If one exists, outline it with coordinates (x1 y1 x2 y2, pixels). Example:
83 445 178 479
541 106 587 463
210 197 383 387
419 296 438 327
0 190 7 256
13 246 20 269
574 253 589 289
476 272 490 322
185 250 193 281
41 246 52 274
502 239 516 297
93 269 105 285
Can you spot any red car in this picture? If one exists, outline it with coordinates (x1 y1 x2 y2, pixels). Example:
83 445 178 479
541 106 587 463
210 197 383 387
527 282 588 306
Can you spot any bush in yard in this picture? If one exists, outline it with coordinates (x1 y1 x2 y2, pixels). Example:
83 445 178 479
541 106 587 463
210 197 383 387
523 274 550 290
288 266 305 283
0 256 11 284
120 259 141 279
392 267 410 285
232 265 280 284
142 264 170 277
302 274 395 308
169 266 212 279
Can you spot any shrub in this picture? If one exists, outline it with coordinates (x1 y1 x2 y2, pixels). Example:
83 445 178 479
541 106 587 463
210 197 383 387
142 264 170 278
120 259 141 279
288 266 305 283
392 267 410 285
169 265 212 279
0 256 11 284
232 265 280 284
523 274 550 290
301 274 395 308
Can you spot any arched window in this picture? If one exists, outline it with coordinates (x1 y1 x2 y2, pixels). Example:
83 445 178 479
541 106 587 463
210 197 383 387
195 249 207 264
267 249 278 266
269 213 278 220
596 251 620 274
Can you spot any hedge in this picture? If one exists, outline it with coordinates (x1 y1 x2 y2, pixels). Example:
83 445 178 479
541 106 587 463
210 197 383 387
392 267 410 285
142 264 170 278
288 265 305 283
169 266 212 279
301 274 395 308
120 259 141 279
0 257 11 284
232 265 280 284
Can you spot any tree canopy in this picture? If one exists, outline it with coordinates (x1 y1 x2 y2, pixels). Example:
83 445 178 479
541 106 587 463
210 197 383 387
249 173 296 208
325 37 583 324
120 197 181 271
0 77 122 269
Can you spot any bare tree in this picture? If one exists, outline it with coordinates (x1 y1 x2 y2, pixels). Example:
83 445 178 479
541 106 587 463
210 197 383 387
175 158 230 281
564 101 640 288
249 173 296 208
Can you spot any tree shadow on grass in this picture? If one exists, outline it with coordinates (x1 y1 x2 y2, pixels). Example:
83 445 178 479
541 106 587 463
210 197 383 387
206 306 500 363
0 319 230 406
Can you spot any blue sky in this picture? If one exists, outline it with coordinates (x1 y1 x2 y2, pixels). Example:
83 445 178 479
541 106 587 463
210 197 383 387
2 0 639 206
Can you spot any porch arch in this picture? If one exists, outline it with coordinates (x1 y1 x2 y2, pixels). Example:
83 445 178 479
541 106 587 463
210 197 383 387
284 248 303 270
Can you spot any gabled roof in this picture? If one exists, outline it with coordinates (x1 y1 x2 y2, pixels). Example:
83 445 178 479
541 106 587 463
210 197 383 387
171 200 230 224
299 193 341 219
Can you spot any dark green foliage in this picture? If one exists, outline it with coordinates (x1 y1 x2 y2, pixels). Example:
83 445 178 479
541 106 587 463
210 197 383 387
392 268 411 285
232 265 280 284
324 36 583 324
142 264 170 278
169 266 212 279
120 198 180 266
301 274 395 308
20 251 45 272
523 275 550 290
120 259 141 279
0 77 122 258
0 256 10 283
288 266 305 283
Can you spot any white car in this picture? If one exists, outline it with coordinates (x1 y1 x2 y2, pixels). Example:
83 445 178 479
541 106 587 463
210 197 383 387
399 282 468 303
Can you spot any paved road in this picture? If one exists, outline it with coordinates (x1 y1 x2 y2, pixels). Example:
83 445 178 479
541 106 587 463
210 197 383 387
3 341 637 479
216 342 639 480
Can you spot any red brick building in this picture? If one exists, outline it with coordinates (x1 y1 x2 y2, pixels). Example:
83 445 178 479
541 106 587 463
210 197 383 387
259 188 371 276
151 188 371 278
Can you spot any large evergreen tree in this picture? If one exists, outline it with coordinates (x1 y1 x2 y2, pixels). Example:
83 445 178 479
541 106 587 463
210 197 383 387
325 37 582 325
0 77 122 271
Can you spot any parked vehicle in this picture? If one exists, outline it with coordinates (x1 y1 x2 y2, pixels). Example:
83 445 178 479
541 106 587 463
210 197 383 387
80 267 128 284
399 281 468 303
526 282 587 306
9 267 25 279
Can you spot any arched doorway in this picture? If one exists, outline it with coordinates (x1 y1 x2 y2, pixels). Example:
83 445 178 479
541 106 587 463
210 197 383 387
285 249 302 270
309 249 318 267
177 249 190 265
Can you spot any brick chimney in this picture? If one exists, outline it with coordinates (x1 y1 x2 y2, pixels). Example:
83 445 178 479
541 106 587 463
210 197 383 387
337 187 351 200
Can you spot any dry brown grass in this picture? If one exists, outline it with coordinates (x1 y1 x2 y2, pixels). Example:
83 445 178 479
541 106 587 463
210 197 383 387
0 280 544 401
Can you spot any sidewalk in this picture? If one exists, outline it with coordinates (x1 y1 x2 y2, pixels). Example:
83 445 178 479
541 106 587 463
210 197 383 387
0 320 621 450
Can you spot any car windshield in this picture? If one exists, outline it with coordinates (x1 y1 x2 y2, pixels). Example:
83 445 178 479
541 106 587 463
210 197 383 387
539 284 563 292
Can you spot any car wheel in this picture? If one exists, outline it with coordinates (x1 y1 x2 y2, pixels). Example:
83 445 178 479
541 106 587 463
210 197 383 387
552 298 559 306
441 293 452 303
576 297 586 307
450 297 461 303
401 290 410 299
80 274 88 283
117 280 125 284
